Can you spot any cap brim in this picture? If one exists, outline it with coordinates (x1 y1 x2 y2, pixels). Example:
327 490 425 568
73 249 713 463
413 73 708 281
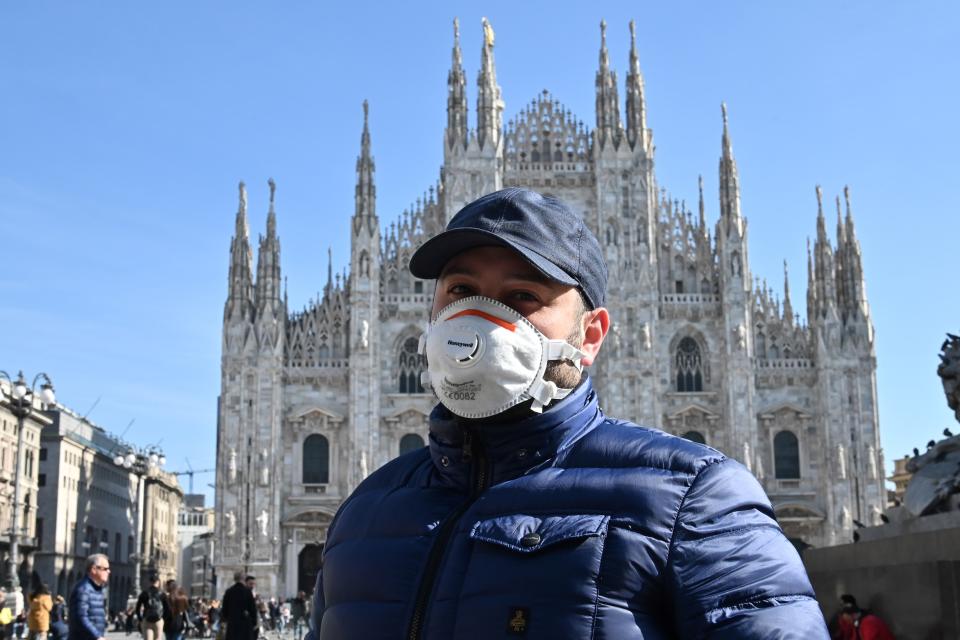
409 228 578 287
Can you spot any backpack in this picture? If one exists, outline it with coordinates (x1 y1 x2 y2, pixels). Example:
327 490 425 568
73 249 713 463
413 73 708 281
145 589 164 623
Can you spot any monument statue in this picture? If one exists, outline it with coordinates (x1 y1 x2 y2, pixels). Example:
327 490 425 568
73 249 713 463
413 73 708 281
257 509 269 538
901 333 960 517
938 333 960 422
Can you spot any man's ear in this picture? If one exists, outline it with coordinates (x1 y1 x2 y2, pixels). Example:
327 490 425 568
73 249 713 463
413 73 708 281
579 307 610 367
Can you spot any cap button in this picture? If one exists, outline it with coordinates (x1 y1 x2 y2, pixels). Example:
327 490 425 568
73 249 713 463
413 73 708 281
520 532 541 548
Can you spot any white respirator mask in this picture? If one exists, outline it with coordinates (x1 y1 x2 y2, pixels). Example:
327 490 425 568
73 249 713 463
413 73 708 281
418 296 587 419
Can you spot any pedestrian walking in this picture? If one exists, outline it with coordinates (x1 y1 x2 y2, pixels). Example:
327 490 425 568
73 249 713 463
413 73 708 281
68 554 109 640
287 593 305 640
220 573 255 640
163 589 188 640
47 596 66 640
134 575 167 640
26 584 52 640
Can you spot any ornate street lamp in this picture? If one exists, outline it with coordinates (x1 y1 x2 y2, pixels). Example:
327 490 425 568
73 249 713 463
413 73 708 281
0 370 55 590
112 443 165 597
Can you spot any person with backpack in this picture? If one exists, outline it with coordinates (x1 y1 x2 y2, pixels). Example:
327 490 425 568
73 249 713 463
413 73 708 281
47 596 66 640
135 575 168 640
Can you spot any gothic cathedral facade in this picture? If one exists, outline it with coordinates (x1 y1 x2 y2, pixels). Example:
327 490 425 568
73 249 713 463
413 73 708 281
215 19 884 597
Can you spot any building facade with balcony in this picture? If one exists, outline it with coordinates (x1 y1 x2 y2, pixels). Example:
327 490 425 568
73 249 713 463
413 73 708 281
177 494 214 591
0 391 50 588
142 470 183 585
35 407 142 610
188 531 215 599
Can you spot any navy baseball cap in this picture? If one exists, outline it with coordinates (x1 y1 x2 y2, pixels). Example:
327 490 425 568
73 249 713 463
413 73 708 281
409 188 607 309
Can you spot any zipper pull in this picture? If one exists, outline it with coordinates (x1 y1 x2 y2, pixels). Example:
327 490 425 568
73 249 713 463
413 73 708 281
461 430 473 462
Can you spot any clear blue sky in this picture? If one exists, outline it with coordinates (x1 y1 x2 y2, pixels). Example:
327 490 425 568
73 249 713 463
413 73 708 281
2 2 958 500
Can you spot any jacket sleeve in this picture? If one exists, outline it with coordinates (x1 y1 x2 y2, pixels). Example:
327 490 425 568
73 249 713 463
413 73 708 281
135 592 147 619
666 458 830 639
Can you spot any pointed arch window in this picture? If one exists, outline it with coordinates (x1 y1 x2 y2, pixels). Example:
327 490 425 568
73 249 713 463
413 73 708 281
399 433 425 456
774 431 800 479
675 337 704 392
682 431 706 445
303 434 330 484
398 337 426 393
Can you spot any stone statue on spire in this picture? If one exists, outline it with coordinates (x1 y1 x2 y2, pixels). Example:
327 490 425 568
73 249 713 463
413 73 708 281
482 17 494 47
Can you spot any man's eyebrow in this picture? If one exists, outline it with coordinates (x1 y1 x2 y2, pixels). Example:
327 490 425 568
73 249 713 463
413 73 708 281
437 265 476 279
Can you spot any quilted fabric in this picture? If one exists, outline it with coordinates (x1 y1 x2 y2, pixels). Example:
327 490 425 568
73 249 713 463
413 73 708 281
308 378 829 639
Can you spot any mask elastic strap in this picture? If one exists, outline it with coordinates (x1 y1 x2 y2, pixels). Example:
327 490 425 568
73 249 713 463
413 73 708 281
527 379 573 414
545 340 586 372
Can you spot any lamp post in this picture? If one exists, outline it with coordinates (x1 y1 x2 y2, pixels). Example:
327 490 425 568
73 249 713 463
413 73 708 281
113 444 165 597
0 370 55 590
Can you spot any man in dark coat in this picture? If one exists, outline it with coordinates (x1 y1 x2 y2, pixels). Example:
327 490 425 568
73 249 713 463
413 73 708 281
220 572 256 640
307 189 830 638
68 554 109 640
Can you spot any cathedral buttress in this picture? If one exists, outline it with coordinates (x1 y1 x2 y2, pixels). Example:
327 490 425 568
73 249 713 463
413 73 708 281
446 18 468 153
595 20 622 152
713 104 757 473
348 101 382 493
625 20 649 154
443 18 503 219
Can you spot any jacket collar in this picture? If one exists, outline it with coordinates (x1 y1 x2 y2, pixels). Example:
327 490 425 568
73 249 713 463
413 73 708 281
83 575 103 591
428 376 602 489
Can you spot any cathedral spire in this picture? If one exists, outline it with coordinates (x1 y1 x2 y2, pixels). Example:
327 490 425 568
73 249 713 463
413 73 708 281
835 195 846 245
697 174 707 230
595 20 622 150
446 17 468 151
354 100 377 235
718 103 742 228
834 194 848 313
476 17 504 151
255 178 282 316
625 19 648 151
325 246 333 296
267 177 277 236
813 185 837 318
783 260 794 326
842 185 869 319
226 181 254 323
806 237 816 325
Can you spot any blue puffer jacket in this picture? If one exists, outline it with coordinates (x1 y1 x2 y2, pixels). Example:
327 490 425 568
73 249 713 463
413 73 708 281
69 575 106 640
309 379 829 639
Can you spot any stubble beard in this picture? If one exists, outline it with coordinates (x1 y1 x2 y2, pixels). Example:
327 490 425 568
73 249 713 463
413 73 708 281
543 318 586 390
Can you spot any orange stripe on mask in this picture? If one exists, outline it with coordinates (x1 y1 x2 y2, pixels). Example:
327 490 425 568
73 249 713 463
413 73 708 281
446 309 517 332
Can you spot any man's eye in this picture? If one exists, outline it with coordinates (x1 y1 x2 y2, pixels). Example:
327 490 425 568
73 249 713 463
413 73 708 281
449 284 473 295
512 291 538 302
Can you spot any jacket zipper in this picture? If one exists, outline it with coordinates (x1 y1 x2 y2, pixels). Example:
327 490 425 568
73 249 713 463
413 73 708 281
407 432 489 640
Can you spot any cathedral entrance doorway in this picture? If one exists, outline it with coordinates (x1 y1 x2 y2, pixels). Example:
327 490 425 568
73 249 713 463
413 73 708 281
298 543 324 594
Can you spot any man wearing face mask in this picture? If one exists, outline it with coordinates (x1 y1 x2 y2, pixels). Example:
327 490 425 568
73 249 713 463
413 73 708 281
308 188 829 639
